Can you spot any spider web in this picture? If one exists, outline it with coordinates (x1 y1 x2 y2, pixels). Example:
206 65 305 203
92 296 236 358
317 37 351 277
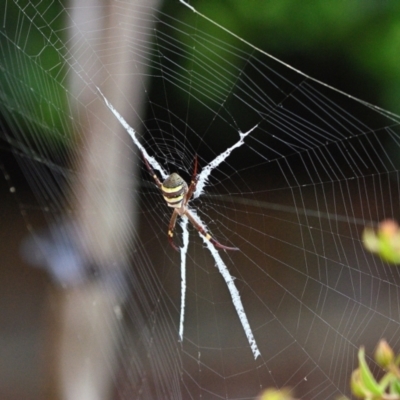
1 1 400 399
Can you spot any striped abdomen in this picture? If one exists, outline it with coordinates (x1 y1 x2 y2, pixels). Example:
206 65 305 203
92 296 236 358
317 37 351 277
161 173 188 208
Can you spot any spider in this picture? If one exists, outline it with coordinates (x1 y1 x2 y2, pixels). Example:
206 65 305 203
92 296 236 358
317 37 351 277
143 154 239 251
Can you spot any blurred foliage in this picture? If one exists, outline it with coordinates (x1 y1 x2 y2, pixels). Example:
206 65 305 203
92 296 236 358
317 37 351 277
0 0 69 151
166 0 400 113
2 0 400 152
257 341 400 400
257 387 295 400
349 341 400 399
363 220 400 264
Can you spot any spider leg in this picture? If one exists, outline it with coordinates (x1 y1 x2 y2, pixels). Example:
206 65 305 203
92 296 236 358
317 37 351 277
184 155 198 205
168 209 180 251
184 209 239 251
142 152 162 188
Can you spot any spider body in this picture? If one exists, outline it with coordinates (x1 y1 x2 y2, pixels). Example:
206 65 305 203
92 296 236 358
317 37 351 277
161 173 188 208
143 154 238 251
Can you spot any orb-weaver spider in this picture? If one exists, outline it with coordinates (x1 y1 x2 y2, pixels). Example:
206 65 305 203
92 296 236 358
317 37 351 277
143 154 239 251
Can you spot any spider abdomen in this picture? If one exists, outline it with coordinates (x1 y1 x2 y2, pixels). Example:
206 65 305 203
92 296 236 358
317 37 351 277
161 173 188 208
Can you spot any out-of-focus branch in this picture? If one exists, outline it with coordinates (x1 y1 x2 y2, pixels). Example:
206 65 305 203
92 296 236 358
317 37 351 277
42 1 161 399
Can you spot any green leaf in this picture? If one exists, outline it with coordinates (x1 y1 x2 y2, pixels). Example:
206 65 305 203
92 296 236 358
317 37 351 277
350 368 371 398
390 377 400 395
358 347 384 396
